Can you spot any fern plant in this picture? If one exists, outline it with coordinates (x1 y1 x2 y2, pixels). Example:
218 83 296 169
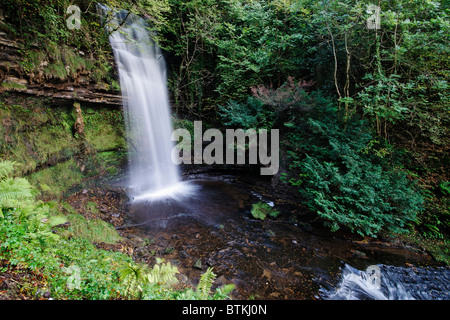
176 267 234 300
0 161 35 219
0 160 65 245
439 181 450 196
147 258 179 286
119 263 148 299
0 177 35 204
119 258 180 299
295 116 423 237
197 267 216 299
0 161 34 206
0 160 16 179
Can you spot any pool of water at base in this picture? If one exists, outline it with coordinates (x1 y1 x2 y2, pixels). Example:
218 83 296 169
124 177 450 300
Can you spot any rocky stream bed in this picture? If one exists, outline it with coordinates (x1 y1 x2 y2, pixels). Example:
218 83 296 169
64 170 449 300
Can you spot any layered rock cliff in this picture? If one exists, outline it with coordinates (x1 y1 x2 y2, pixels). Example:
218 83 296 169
0 30 122 106
0 21 126 196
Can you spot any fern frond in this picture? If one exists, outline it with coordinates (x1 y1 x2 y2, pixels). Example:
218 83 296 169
119 263 148 299
147 260 179 286
0 177 35 203
197 267 216 299
176 288 197 300
0 161 17 180
214 283 235 300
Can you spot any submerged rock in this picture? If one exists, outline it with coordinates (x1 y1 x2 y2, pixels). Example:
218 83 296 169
351 249 367 258
179 250 188 259
193 259 202 270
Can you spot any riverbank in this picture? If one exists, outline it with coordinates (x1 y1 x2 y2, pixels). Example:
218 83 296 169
56 166 447 300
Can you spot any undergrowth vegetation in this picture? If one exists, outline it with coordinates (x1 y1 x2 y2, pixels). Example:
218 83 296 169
221 82 425 237
0 0 119 87
195 0 449 253
0 0 448 295
0 160 234 299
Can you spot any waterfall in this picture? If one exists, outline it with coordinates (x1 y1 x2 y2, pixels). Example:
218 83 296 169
99 6 189 201
320 264 450 300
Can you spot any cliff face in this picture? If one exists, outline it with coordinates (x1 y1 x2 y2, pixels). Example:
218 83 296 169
0 31 122 107
0 27 126 196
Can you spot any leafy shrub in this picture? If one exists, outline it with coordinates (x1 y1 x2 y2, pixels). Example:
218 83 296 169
284 97 424 237
220 81 424 237
0 161 124 298
65 213 122 244
119 257 182 299
301 151 423 237
0 161 34 203
119 262 151 299
0 160 234 300
219 97 276 129
251 202 280 220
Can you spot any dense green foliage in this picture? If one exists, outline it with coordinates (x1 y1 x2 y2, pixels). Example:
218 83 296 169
292 106 423 237
222 82 424 236
156 0 448 240
0 97 126 204
0 161 233 299
0 0 449 271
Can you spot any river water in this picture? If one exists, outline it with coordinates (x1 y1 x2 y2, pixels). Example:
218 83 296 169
121 175 450 300
321 263 450 300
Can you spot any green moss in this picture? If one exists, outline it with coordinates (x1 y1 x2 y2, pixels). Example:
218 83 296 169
64 213 122 245
19 50 46 73
85 201 99 215
0 99 125 176
57 201 122 245
97 150 126 176
0 95 125 203
41 45 95 81
44 60 68 80
83 107 126 151
0 103 77 174
1 81 27 90
19 43 116 85
27 159 84 198
62 49 88 73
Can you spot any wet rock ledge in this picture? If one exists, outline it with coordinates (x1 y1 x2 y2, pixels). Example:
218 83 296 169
0 31 122 107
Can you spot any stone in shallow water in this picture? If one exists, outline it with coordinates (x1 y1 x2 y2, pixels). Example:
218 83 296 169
193 259 202 270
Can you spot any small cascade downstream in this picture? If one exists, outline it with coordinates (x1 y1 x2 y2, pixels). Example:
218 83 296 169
320 264 450 300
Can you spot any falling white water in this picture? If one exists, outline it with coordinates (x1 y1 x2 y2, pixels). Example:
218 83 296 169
99 6 190 201
321 264 450 300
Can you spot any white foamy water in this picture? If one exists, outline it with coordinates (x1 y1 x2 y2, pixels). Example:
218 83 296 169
99 6 190 201
321 264 450 300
